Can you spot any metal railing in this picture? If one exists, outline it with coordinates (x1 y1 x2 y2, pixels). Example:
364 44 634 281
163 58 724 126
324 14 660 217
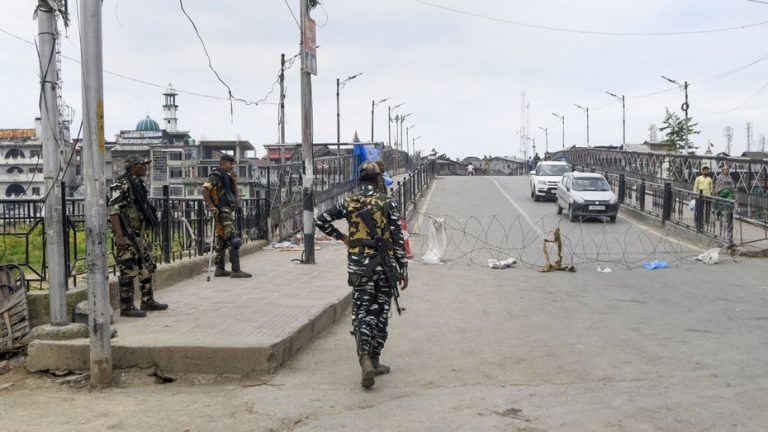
553 147 768 225
0 184 268 289
392 160 436 219
575 166 738 244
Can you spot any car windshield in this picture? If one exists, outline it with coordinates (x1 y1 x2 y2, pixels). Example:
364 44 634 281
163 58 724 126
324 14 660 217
538 165 571 176
573 178 611 191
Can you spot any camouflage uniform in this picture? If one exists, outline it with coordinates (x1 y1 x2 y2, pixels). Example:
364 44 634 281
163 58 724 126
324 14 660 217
315 165 407 371
108 157 158 311
202 166 250 276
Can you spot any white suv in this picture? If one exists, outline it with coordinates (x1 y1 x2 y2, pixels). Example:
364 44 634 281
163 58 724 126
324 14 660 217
530 161 571 201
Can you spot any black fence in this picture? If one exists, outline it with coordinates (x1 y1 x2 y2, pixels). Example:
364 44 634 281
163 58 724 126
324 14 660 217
554 147 768 225
576 167 736 244
392 160 437 219
0 185 268 289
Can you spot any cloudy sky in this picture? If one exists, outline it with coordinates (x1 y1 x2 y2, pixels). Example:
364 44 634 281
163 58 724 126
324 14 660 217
2 0 768 159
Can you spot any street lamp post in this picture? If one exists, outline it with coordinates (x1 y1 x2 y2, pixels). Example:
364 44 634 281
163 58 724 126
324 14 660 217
406 125 416 156
538 127 548 154
661 75 690 152
388 103 403 148
552 113 565 149
400 112 413 151
606 91 626 146
371 98 389 142
336 73 362 149
574 104 590 147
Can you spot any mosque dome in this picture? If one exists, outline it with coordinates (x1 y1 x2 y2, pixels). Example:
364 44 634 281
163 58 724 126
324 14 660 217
136 116 160 131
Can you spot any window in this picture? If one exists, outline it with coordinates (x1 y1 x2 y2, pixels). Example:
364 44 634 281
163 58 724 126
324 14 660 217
197 166 209 178
169 167 183 179
572 177 611 192
168 152 183 161
238 166 247 179
170 187 183 196
538 164 571 176
5 149 25 159
7 166 23 174
32 187 41 195
5 184 26 197
29 150 41 158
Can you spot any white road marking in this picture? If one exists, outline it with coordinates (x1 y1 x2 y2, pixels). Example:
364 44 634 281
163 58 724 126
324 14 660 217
488 177 544 237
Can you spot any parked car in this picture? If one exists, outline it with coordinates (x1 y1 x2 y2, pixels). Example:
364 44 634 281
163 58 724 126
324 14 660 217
556 172 618 222
530 161 571 201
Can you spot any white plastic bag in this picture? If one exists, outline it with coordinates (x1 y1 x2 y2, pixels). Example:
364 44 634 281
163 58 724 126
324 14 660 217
422 217 447 264
688 199 696 211
488 257 518 269
696 248 720 265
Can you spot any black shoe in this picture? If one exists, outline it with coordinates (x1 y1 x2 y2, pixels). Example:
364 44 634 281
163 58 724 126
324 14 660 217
121 305 147 318
230 270 252 278
214 268 231 277
140 300 169 311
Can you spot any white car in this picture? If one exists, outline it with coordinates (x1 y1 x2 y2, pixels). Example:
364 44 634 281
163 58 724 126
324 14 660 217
530 161 571 201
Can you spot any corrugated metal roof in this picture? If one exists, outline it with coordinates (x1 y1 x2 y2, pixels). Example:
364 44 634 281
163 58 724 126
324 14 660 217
111 145 152 152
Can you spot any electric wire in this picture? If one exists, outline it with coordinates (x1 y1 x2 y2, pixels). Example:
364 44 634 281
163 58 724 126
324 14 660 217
412 0 768 37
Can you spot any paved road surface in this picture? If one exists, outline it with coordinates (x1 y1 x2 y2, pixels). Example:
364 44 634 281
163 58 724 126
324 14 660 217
2 175 767 431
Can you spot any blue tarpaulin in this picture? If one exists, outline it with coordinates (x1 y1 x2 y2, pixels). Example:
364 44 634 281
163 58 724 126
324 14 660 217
353 144 393 186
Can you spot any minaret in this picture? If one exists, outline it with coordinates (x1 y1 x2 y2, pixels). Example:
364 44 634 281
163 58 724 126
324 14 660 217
163 83 178 132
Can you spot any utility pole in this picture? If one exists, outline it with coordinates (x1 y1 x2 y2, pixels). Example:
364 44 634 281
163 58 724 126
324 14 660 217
300 0 316 264
606 91 626 146
552 113 565 149
538 126 549 154
371 98 388 142
36 0 67 326
279 53 286 163
336 78 340 150
388 106 392 147
80 0 112 386
575 104 589 147
279 54 286 143
662 76 690 152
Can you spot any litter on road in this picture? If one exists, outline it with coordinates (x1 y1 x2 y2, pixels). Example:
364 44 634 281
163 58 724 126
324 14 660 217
488 257 518 269
643 260 670 270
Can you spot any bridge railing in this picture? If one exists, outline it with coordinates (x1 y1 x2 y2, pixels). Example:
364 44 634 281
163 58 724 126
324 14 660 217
575 166 742 245
392 160 436 219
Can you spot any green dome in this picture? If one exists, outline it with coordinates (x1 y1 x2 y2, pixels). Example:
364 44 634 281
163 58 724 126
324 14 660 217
136 116 160 131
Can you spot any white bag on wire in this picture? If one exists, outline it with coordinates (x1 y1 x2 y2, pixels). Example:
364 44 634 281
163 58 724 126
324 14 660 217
422 216 447 264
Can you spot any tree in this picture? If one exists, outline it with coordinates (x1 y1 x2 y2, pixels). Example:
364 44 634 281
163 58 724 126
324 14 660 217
659 107 700 153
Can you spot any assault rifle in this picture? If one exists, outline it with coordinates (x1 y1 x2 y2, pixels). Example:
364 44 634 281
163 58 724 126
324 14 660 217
117 214 155 272
357 208 405 315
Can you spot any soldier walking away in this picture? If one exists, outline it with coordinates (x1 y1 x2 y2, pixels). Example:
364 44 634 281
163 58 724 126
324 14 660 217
108 155 168 318
202 154 252 278
315 162 409 389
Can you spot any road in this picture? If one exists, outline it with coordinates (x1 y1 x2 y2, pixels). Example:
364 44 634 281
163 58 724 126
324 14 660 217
3 175 768 431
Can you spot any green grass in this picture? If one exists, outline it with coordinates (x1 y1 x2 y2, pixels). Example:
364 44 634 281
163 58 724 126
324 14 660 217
1 224 196 289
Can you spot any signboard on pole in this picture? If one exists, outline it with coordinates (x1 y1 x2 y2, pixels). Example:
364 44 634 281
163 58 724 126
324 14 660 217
302 16 317 75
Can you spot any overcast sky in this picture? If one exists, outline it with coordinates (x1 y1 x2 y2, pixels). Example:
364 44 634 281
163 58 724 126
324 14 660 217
2 0 768 159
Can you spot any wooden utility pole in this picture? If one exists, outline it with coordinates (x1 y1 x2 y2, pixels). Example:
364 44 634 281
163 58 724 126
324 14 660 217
279 53 286 163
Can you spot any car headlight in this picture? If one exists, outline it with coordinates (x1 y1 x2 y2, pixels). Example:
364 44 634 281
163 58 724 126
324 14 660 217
571 196 585 204
608 196 618 204
536 180 546 185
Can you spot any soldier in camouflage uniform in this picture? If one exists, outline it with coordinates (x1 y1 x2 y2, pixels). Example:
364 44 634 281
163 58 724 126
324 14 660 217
108 155 168 318
315 162 409 389
374 160 388 194
202 154 252 278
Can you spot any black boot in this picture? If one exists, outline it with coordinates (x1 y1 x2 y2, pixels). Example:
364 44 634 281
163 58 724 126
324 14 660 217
121 304 147 318
229 246 252 278
119 279 146 318
214 267 231 277
139 278 168 311
141 299 168 311
371 357 391 376
359 354 376 389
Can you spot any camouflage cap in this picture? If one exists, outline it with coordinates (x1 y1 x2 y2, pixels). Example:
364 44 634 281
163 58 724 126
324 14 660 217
359 161 381 178
374 160 386 172
124 154 150 169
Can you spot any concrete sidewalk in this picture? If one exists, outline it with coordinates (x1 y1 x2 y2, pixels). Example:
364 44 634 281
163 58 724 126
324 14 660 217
27 239 352 376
